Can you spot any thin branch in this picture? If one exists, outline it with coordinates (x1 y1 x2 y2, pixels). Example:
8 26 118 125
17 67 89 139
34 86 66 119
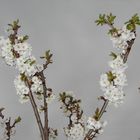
6 118 11 140
26 78 45 140
40 71 49 140
98 100 109 120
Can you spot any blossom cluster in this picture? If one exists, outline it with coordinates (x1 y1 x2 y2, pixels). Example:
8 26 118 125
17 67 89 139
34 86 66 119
64 123 85 140
99 25 136 107
14 75 30 103
110 25 136 50
0 20 57 140
0 28 55 104
87 117 107 134
59 91 85 140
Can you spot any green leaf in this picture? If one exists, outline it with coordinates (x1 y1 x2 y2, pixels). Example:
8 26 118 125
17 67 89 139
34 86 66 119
22 35 29 42
125 13 140 31
95 14 106 26
106 71 116 83
126 24 134 31
59 92 66 101
95 13 116 27
20 73 27 81
108 28 118 35
18 35 29 43
107 13 116 24
110 52 117 60
12 19 20 30
40 50 53 63
136 20 140 25
95 107 100 116
45 50 53 62
30 60 36 66
15 116 21 124
45 50 50 58
93 107 100 121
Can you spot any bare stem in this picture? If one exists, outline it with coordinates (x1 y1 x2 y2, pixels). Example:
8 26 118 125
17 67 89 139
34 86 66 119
40 71 49 140
98 100 109 120
26 79 45 140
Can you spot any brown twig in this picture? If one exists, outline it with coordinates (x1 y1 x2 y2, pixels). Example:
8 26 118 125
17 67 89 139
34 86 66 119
26 78 45 140
39 71 49 140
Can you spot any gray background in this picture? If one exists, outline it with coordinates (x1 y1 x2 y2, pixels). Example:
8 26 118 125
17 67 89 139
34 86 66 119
0 0 140 140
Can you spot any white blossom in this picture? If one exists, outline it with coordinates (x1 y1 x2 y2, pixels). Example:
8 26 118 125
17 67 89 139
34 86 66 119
0 37 15 66
110 25 135 50
16 56 43 76
14 75 29 96
113 71 127 86
104 85 124 107
19 95 29 104
13 42 32 57
19 56 37 76
100 73 111 91
121 25 136 41
14 75 30 103
16 57 27 73
32 76 42 85
87 117 107 134
0 35 49 103
25 64 37 76
31 76 43 94
109 55 127 72
46 93 55 104
110 35 128 49
64 123 85 140
0 36 43 76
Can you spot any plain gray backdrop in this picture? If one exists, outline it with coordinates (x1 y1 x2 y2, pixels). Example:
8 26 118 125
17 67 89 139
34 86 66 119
0 0 140 140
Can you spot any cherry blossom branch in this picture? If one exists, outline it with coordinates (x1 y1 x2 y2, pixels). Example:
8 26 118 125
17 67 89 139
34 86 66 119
5 20 46 140
0 15 139 140
1 20 56 140
84 14 139 140
84 45 132 139
59 92 85 139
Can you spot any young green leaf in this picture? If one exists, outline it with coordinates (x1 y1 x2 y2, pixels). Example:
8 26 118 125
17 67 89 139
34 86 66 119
15 116 21 124
110 52 117 60
106 71 116 83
